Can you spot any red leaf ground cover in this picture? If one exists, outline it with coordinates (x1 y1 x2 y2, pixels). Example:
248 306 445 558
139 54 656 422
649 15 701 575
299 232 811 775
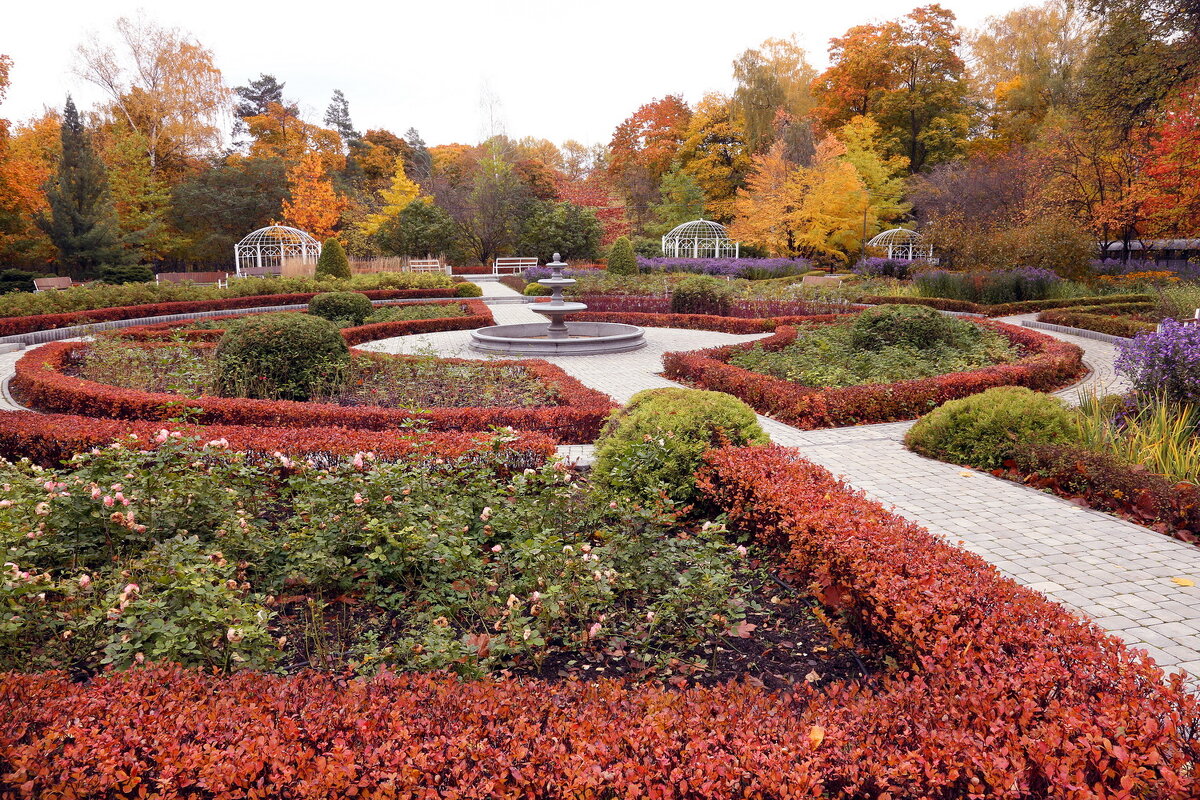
0 289 460 337
1037 309 1157 338
0 446 1195 798
111 299 494 344
663 321 1085 428
0 409 556 466
12 343 615 443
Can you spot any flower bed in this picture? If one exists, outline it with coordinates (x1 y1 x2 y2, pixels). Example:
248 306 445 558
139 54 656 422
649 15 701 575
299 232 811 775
0 409 556 467
0 289 464 338
664 322 1084 428
12 342 615 443
0 445 1194 797
111 299 493 345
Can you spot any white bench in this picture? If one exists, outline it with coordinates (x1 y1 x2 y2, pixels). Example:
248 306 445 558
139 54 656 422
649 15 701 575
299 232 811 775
33 276 73 292
156 271 229 288
493 256 538 275
407 258 446 274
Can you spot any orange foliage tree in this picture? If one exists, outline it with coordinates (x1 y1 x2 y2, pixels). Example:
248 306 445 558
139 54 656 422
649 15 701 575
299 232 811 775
0 59 60 265
1140 85 1200 237
282 152 345 240
607 95 692 230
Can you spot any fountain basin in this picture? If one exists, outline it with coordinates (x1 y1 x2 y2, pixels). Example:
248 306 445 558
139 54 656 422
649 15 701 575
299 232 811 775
469 322 647 355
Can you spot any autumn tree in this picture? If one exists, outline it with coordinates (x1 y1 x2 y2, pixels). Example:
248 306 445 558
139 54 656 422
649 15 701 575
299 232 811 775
0 57 58 264
242 102 344 171
607 95 692 231
676 94 752 223
76 14 228 175
814 5 970 172
358 157 420 237
101 124 180 261
650 162 707 235
558 168 629 246
282 151 345 240
968 1 1094 147
731 36 817 152
465 143 530 264
1138 85 1200 237
838 115 910 228
37 97 124 274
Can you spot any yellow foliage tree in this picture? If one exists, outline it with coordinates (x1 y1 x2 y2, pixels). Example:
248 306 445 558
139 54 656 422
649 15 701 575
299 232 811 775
243 102 345 173
837 115 910 230
357 157 420 237
729 142 800 255
0 111 60 263
282 151 345 240
677 94 752 223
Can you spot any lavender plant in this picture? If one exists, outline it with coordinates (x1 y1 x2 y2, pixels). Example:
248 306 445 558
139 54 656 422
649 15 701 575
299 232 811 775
1116 319 1200 405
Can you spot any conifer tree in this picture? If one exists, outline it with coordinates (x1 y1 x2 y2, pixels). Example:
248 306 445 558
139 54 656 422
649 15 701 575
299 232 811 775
606 235 638 275
315 237 350 279
37 97 124 274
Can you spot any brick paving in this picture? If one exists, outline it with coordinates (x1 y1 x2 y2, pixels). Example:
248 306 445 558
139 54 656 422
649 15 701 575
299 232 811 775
3 284 1198 674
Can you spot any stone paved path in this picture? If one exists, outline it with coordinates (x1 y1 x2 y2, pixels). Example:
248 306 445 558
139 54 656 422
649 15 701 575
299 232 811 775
4 286 1198 674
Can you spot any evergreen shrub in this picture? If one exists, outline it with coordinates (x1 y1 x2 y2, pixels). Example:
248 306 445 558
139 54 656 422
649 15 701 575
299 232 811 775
308 291 373 326
216 313 349 401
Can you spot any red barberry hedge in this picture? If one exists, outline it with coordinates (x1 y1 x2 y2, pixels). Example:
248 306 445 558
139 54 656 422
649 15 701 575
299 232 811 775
111 299 494 345
11 343 615 443
0 446 1195 798
0 289 460 337
859 293 1153 317
0 409 556 467
663 321 1085 429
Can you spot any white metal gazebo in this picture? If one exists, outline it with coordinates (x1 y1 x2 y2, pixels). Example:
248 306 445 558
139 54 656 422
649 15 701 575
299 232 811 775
661 219 740 259
234 225 322 275
865 228 933 261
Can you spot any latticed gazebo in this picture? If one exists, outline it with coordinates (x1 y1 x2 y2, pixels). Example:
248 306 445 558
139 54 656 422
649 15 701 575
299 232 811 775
234 226 322 275
661 219 740 259
865 228 933 261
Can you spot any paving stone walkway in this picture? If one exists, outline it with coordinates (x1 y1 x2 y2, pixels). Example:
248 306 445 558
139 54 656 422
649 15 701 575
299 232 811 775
3 286 1198 674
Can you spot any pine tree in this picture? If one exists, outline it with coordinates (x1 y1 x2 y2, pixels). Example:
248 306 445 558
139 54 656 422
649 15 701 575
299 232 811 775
37 97 124 274
324 89 360 147
315 237 350 279
606 235 638 274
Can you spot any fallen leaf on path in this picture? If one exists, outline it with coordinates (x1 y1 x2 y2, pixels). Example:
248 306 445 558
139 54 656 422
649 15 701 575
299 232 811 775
1171 577 1195 587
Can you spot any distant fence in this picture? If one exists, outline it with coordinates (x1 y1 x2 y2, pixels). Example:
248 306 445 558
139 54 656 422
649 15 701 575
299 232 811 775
279 256 447 278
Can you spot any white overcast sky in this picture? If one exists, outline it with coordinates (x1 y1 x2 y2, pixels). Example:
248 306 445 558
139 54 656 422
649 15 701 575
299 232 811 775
3 0 1032 148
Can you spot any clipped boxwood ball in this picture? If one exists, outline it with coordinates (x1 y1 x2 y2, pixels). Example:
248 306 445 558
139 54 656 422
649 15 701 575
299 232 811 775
308 292 374 326
216 313 350 401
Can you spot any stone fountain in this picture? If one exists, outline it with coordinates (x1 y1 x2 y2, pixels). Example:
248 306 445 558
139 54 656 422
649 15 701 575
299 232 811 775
469 254 646 355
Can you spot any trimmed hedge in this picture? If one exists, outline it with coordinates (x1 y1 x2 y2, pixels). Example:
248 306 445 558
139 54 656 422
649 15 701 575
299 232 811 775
568 310 849 334
112 300 494 345
12 342 615 443
0 289 460 337
1037 309 1156 338
0 410 557 467
860 293 1153 317
663 321 1085 429
0 446 1195 797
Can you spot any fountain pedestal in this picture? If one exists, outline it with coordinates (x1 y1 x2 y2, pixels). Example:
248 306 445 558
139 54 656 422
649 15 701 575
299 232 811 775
469 254 646 356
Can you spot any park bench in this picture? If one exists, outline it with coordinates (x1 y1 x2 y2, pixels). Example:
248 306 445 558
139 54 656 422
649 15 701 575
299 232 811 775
493 256 538 275
33 276 73 292
237 265 282 278
407 258 446 273
155 271 230 288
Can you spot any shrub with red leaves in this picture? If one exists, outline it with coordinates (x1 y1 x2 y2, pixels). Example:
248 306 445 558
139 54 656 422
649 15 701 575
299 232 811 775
12 343 615 443
0 446 1196 798
0 409 556 466
663 321 1085 428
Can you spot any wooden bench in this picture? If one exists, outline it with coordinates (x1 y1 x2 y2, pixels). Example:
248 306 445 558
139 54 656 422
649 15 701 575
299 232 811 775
407 258 446 274
493 257 538 275
33 277 73 292
237 265 282 278
155 271 230 288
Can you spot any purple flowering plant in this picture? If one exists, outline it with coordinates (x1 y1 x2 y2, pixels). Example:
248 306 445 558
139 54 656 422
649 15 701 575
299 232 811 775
1116 319 1200 405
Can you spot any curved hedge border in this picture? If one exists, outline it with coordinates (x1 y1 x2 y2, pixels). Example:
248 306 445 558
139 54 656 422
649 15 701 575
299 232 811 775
0 409 556 467
0 446 1194 797
0 289 462 337
110 299 494 345
567 310 849 334
663 321 1085 429
12 343 615 444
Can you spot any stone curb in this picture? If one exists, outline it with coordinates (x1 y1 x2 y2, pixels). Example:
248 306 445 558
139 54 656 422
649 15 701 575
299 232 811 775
1021 319 1133 346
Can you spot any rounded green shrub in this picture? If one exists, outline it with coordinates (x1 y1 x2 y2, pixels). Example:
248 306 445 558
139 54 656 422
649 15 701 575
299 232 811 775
524 282 551 296
593 388 767 503
454 281 483 297
216 313 350 400
670 275 734 316
904 386 1078 470
97 264 154 285
308 291 374 326
315 238 351 280
606 236 638 276
851 304 978 351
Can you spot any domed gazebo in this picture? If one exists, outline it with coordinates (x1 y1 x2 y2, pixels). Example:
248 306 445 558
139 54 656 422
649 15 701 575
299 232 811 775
234 225 322 275
865 228 933 261
661 219 740 259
